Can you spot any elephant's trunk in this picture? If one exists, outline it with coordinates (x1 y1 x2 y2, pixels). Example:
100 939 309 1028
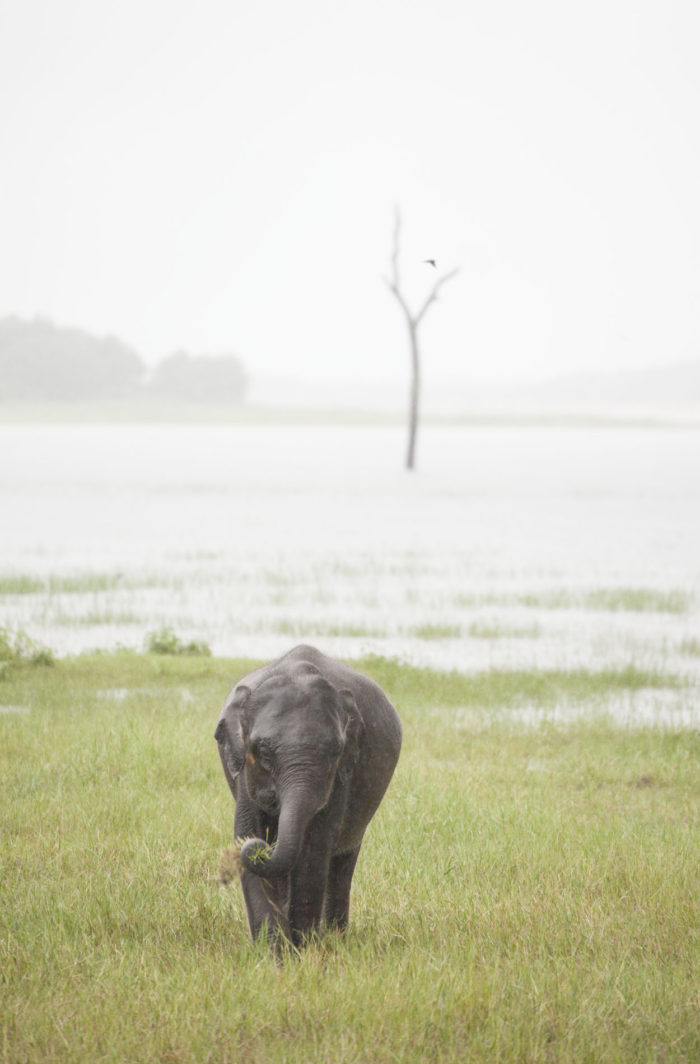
241 790 317 879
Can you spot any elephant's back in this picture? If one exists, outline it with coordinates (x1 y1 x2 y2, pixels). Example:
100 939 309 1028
284 645 401 747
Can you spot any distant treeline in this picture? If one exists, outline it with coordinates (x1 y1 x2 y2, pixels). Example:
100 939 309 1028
0 316 248 403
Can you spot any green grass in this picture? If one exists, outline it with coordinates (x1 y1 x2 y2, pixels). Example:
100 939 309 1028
0 574 46 595
467 620 542 639
409 623 462 640
144 626 212 656
407 621 542 641
584 588 691 613
1 653 698 1063
518 588 692 613
449 587 692 614
0 571 171 596
51 610 144 627
235 619 542 642
0 626 54 670
266 618 382 639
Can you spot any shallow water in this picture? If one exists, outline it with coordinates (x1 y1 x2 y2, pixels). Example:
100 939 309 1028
1 422 699 723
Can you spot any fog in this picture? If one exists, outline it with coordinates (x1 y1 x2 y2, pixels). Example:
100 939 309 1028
1 1 700 396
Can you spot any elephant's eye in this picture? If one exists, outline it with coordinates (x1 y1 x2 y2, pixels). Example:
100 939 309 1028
250 741 274 772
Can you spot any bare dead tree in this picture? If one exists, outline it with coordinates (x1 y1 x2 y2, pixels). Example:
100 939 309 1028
385 208 459 470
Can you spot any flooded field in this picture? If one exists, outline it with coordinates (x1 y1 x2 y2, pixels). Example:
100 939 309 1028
1 421 700 722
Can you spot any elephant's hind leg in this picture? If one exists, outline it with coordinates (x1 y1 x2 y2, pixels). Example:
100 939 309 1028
324 846 361 932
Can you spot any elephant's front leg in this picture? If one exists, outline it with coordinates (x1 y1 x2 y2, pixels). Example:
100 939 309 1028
288 818 333 946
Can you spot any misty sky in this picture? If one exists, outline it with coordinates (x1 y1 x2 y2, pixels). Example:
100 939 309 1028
1 0 699 388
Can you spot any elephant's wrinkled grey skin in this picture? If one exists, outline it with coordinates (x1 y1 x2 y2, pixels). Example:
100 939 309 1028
215 645 402 950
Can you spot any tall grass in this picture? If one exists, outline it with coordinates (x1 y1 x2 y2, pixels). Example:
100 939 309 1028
1 653 698 1063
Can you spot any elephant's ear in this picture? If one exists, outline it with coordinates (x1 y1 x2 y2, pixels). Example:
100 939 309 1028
338 689 364 772
215 684 251 791
232 684 252 743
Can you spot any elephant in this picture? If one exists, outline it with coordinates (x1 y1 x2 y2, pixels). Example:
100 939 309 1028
214 644 402 949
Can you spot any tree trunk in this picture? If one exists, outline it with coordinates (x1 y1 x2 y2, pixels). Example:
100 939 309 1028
406 323 420 471
385 208 459 472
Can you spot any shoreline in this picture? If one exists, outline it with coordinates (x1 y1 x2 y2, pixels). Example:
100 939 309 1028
2 399 700 429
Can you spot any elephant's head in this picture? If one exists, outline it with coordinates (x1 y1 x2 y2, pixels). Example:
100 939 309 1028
215 660 361 879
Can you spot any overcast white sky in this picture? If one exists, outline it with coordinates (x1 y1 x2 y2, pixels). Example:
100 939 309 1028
1 0 699 389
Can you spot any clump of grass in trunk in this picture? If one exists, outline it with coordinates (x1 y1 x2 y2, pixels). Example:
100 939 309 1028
220 837 274 885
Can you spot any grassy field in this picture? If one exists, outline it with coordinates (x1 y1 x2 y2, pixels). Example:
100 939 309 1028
1 650 698 1063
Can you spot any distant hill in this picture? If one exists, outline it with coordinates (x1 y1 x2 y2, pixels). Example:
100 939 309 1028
0 316 144 401
1 314 696 421
0 316 248 404
147 350 248 404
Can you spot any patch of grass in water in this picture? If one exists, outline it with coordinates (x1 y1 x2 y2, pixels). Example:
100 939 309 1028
449 587 692 614
467 620 542 639
518 589 576 609
49 572 128 594
519 587 691 613
269 618 381 638
52 610 143 627
0 627 54 672
0 571 174 596
144 627 211 656
409 623 462 640
584 588 691 613
0 574 45 595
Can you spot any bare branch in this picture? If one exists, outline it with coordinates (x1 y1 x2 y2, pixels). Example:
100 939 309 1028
387 206 459 326
384 206 416 320
390 205 401 292
384 275 413 320
414 267 460 325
